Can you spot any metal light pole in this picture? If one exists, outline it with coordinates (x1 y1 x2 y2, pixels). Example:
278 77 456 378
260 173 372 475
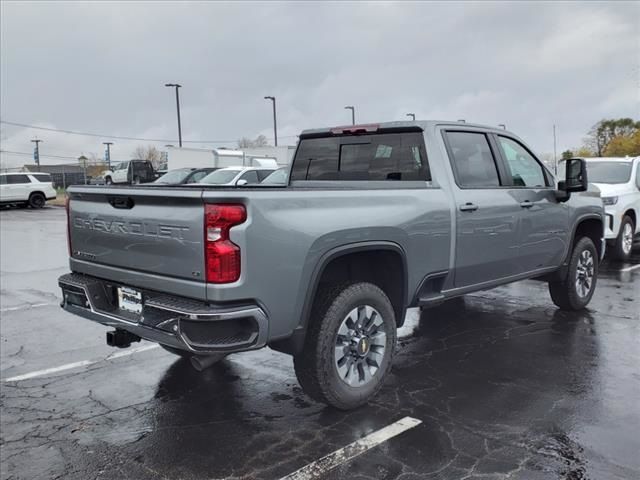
264 96 278 146
31 139 42 167
553 124 558 175
103 142 113 168
165 83 183 147
344 106 355 125
406 113 415 121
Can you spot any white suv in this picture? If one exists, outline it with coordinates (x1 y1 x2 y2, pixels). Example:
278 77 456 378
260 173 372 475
585 157 640 260
0 172 57 208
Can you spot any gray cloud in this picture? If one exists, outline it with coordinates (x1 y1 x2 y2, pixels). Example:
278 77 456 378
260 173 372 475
1 1 638 167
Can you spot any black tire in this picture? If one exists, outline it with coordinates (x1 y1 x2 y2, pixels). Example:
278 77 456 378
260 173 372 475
612 215 635 261
28 192 45 209
549 237 598 311
105 177 113 185
294 282 397 410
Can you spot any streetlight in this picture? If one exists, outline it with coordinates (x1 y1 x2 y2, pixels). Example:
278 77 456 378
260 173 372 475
406 113 415 121
103 142 113 168
165 83 183 147
264 96 278 146
344 106 355 125
31 138 42 167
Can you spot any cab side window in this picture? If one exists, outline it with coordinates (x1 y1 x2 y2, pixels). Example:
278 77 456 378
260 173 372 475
445 131 501 188
498 136 548 187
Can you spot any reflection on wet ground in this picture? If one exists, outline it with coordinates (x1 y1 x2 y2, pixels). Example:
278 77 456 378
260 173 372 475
1 208 639 479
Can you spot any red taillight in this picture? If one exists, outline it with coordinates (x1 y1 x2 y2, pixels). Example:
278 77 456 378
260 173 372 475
205 204 247 283
65 195 72 256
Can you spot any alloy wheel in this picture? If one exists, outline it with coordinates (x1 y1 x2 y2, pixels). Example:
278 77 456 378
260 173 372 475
622 223 634 255
334 305 387 387
575 249 595 298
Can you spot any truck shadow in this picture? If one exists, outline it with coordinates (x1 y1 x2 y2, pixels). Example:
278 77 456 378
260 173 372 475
138 294 601 479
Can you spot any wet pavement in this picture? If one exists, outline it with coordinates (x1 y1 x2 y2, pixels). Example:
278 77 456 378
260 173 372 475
1 207 639 480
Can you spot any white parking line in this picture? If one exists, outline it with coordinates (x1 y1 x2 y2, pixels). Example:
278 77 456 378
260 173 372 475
0 302 51 313
2 344 159 382
619 264 640 273
280 416 422 480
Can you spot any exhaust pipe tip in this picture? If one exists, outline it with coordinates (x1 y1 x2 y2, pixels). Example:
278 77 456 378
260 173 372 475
190 353 226 372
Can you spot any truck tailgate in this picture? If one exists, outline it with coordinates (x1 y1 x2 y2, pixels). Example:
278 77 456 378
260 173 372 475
68 187 205 281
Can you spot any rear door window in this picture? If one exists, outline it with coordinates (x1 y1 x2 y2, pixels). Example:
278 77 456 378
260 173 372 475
6 174 31 184
32 174 51 182
444 132 501 188
290 132 430 181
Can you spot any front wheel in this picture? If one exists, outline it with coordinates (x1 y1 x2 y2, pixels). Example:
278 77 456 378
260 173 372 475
549 236 598 310
105 177 113 185
294 282 397 410
613 216 635 261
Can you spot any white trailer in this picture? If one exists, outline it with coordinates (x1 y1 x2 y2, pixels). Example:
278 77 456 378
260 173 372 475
167 147 278 171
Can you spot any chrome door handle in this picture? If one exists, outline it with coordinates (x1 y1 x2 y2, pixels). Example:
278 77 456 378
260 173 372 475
459 203 478 212
520 201 534 208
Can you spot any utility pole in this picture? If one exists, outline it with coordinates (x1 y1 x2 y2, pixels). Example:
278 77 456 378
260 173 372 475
406 113 415 121
31 139 42 167
103 142 113 169
264 96 278 146
165 83 183 147
553 124 558 175
344 106 355 125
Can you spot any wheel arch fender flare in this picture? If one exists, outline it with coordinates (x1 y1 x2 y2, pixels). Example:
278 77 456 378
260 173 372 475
271 241 408 356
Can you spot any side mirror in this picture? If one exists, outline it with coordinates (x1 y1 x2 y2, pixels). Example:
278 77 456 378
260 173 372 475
236 179 248 186
560 158 588 193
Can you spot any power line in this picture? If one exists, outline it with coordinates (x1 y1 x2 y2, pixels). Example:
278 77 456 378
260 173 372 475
0 149 82 161
0 120 298 144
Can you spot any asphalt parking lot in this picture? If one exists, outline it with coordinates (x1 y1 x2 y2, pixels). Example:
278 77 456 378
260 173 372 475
1 206 638 480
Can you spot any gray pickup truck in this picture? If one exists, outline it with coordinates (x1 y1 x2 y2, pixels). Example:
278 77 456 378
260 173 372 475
59 121 604 409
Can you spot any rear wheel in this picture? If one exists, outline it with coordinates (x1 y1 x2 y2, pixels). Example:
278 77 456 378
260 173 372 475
294 282 397 410
28 192 45 209
613 216 635 261
549 236 598 310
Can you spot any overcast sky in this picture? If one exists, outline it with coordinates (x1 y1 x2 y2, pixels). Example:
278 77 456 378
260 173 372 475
1 1 638 168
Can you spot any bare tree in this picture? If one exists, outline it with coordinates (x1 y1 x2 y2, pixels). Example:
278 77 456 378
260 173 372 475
133 145 163 169
237 135 269 149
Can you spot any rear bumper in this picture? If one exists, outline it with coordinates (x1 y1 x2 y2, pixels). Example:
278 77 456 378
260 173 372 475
58 272 268 354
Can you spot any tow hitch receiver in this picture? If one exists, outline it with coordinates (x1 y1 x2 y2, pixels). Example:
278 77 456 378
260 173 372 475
106 329 141 348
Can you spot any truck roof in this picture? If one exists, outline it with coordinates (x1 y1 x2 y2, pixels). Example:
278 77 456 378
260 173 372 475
300 120 516 138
